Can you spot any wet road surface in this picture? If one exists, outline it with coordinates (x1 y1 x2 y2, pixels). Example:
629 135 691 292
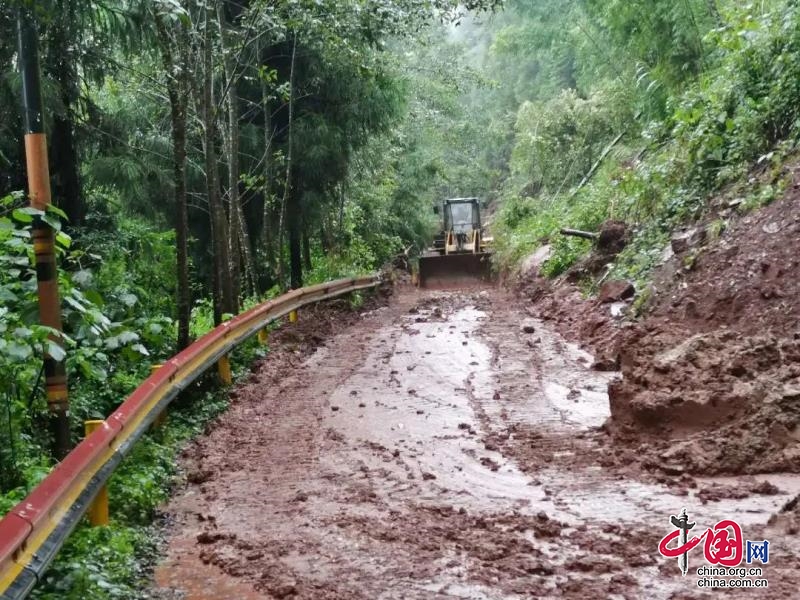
154 288 800 599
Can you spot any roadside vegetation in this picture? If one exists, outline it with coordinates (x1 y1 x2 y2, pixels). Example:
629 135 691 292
462 1 800 292
0 0 499 596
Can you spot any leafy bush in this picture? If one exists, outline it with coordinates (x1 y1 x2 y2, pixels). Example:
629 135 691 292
0 194 205 599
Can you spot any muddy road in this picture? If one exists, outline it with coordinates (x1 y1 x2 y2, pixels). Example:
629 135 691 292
153 287 800 599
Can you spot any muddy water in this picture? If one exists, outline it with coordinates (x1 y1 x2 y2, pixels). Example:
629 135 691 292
154 289 800 599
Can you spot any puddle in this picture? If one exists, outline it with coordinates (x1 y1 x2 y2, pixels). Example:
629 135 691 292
326 305 557 515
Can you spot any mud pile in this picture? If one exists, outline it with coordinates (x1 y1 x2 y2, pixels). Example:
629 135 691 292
610 193 800 475
524 192 800 476
611 329 800 474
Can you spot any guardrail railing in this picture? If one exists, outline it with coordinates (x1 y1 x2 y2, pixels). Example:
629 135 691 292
0 274 382 599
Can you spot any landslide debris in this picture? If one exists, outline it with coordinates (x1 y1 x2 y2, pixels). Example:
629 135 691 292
523 188 800 477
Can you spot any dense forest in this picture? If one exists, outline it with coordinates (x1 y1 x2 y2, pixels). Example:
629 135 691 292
3 0 800 596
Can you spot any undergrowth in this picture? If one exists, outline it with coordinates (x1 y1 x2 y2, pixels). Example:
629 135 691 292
30 385 229 600
27 337 267 600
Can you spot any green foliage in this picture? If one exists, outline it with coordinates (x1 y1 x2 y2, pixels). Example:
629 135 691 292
12 1 800 598
30 385 230 600
0 199 184 598
32 526 151 600
0 1 510 598
493 173 612 277
584 0 715 99
510 83 636 194
493 0 800 297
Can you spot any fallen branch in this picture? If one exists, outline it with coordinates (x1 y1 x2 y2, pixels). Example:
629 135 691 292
560 228 599 241
573 131 626 194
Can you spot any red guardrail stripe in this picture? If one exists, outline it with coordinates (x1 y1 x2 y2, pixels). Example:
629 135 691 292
0 515 30 573
11 421 121 528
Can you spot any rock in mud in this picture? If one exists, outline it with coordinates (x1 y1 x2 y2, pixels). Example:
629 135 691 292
520 244 553 279
671 226 707 254
196 531 225 544
751 480 782 495
267 580 298 599
186 469 213 484
597 280 635 303
592 352 620 372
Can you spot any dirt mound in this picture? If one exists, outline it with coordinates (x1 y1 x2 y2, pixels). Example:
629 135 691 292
596 219 629 255
523 189 800 477
769 493 800 534
565 219 631 281
521 280 624 371
609 193 800 475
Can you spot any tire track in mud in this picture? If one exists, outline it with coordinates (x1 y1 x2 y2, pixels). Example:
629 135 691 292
153 287 800 600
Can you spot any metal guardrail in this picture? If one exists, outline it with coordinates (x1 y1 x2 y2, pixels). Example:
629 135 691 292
0 274 382 599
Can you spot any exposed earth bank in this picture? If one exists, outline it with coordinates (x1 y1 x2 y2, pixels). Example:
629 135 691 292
523 193 800 481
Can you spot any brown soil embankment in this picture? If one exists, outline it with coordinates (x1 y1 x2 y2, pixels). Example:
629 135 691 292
523 192 800 478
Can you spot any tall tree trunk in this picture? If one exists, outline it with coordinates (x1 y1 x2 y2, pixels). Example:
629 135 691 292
261 50 275 283
319 225 329 254
226 182 242 302
338 182 346 242
155 11 191 351
47 0 83 226
218 7 255 298
236 200 256 296
287 180 302 289
202 4 234 323
50 108 82 226
172 105 191 349
302 225 312 272
706 0 723 26
277 33 297 289
217 4 242 298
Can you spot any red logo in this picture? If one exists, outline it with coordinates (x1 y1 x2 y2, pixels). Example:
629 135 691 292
658 508 769 577
659 518 743 566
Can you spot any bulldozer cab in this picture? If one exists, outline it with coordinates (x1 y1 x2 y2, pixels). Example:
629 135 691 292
444 199 481 235
439 198 482 255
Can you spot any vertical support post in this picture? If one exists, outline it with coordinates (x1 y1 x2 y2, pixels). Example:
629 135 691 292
18 9 70 458
151 364 166 428
257 329 268 345
84 420 109 526
289 309 298 323
218 355 232 385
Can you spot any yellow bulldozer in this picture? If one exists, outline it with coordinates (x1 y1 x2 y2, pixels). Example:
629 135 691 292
418 197 493 288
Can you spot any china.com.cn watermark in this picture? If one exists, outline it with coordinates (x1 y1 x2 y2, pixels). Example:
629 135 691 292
658 508 770 588
695 565 768 588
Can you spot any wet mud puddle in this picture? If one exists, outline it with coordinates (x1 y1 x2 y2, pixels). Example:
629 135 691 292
154 290 800 599
325 300 553 515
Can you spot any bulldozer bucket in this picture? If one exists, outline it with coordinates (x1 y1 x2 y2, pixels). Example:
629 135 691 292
418 252 493 289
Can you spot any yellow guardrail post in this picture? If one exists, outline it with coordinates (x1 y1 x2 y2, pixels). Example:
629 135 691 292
217 355 232 385
84 420 109 527
258 329 268 345
289 309 298 323
151 364 166 428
